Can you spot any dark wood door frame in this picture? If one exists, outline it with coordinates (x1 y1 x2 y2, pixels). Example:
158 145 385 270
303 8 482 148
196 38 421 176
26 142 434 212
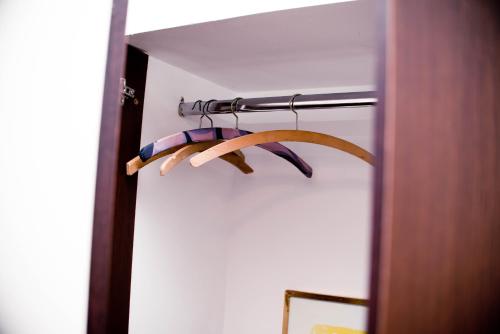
368 0 500 333
367 0 388 332
87 0 149 332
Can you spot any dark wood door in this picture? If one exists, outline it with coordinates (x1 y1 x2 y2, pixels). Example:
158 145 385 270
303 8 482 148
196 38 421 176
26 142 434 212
369 0 500 333
87 43 148 334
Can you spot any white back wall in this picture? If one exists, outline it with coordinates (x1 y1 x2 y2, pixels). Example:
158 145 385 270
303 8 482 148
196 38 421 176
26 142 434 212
129 57 237 334
130 56 373 334
0 0 112 333
220 89 373 334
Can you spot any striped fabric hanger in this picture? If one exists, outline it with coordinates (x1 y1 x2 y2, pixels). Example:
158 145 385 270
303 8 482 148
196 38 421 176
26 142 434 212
126 127 313 177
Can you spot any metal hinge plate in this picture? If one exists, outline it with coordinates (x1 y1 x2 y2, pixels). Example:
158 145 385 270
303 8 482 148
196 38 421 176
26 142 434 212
120 78 135 105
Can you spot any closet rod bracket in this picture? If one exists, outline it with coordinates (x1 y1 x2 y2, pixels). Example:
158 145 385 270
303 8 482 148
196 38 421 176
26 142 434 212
178 97 185 117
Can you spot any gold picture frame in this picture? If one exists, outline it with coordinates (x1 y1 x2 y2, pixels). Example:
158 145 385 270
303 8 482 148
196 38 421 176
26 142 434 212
282 290 368 334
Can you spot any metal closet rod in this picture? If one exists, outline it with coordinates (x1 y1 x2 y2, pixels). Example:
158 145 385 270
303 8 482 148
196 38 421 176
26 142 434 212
178 91 377 117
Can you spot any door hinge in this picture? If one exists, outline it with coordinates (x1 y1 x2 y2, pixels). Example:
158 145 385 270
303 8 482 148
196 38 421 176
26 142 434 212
120 78 136 106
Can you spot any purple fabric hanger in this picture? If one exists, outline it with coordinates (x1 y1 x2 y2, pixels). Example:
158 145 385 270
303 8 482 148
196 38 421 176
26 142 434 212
139 127 313 177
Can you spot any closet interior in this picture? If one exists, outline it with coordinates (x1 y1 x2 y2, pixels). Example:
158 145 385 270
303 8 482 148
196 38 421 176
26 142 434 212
126 1 376 334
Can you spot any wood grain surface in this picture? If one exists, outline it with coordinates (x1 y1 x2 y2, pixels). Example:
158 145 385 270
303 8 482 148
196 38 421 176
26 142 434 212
87 40 148 333
190 130 375 167
370 1 500 333
160 141 252 175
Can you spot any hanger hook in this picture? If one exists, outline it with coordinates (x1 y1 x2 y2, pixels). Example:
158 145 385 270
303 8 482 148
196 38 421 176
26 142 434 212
192 99 202 111
194 100 205 128
202 99 216 128
230 97 243 129
289 94 301 130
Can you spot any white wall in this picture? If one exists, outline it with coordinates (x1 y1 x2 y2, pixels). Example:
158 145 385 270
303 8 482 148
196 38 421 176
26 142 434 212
129 57 237 334
0 1 112 333
220 114 373 334
130 56 373 334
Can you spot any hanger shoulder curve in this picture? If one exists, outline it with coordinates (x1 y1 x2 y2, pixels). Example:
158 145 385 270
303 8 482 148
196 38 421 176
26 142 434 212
126 143 249 176
218 152 253 174
160 141 253 175
127 144 186 175
127 128 312 177
190 130 375 168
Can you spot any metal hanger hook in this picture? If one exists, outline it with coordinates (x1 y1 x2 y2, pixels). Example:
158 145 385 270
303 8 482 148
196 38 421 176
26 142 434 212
192 99 202 111
289 93 301 130
201 99 216 128
193 100 205 128
230 97 243 129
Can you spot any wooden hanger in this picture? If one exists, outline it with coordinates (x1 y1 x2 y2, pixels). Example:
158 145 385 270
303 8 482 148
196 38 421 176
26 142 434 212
126 127 313 177
127 145 184 175
160 140 253 175
191 95 373 171
216 150 253 175
126 143 250 176
127 99 314 177
190 129 375 168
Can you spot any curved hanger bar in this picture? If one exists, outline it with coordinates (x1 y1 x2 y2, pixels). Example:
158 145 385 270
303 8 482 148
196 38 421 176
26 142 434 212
218 152 254 175
127 144 186 175
191 130 375 169
160 140 253 176
126 143 248 176
137 128 313 178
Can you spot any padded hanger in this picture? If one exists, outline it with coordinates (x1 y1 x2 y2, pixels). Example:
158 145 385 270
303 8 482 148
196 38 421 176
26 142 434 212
160 140 253 175
128 127 313 177
190 130 374 168
159 98 246 176
126 143 249 175
127 100 250 176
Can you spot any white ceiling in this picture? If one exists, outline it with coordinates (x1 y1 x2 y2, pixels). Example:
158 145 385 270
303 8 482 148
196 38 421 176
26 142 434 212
126 0 355 34
128 1 376 93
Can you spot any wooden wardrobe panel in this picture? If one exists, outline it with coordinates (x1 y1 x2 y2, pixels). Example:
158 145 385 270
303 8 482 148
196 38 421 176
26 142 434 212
370 0 500 333
87 43 148 333
87 0 129 332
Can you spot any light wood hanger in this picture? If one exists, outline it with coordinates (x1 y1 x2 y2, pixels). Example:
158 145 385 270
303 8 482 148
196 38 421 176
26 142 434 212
190 130 375 168
128 100 313 177
160 140 253 175
127 145 184 175
127 128 312 177
126 142 251 176
216 150 253 175
191 94 373 171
